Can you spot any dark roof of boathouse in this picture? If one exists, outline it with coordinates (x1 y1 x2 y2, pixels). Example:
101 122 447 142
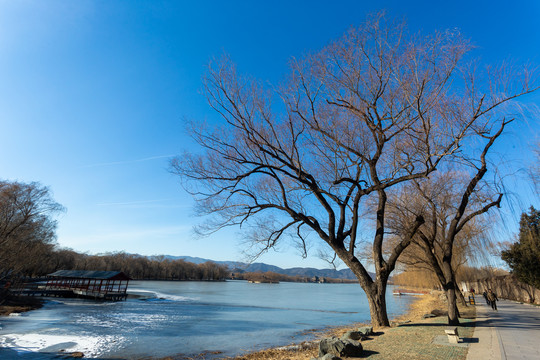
48 270 131 280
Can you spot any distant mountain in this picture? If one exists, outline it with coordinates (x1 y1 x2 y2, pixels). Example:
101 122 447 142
164 255 222 265
161 255 245 269
164 255 368 281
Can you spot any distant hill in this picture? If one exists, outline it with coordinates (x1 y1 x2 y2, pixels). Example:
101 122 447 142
161 255 245 269
163 255 368 281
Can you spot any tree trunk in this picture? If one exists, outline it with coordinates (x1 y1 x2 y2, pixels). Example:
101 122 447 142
440 252 460 325
363 281 390 327
444 284 460 325
340 249 393 328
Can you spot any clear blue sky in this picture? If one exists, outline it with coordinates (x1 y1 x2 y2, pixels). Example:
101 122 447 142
0 0 539 269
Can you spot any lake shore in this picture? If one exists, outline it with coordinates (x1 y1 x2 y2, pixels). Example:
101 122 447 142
1 281 418 359
217 290 476 360
0 295 43 316
0 290 477 360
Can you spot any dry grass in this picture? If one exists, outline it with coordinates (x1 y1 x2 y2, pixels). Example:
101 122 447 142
352 293 476 360
0 295 43 316
228 342 319 360
393 291 448 323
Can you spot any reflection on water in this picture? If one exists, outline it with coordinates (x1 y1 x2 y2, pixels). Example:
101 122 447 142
0 280 414 359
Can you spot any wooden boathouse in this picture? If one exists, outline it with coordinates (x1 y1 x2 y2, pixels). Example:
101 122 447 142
45 270 131 301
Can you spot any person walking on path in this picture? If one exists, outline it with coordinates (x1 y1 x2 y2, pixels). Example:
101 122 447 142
487 288 498 310
483 290 490 306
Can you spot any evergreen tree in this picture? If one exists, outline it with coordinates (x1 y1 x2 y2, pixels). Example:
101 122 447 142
502 207 540 289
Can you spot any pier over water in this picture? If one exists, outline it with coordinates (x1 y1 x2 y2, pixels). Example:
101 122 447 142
15 270 130 301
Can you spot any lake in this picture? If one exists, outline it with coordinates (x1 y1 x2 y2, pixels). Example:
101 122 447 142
0 280 414 359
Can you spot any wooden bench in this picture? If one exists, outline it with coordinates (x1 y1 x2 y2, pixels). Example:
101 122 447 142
445 327 460 344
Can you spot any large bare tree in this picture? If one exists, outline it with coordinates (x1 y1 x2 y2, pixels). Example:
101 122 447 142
172 14 538 327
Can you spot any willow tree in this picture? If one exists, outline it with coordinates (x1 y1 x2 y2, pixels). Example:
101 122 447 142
387 155 508 325
172 14 538 327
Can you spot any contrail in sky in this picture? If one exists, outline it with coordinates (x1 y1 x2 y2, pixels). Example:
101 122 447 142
79 155 175 168
96 199 169 206
95 199 191 209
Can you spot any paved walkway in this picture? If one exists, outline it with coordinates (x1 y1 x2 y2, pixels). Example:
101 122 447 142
467 297 540 360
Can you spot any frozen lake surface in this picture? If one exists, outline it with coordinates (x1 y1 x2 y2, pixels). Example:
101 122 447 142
0 280 414 359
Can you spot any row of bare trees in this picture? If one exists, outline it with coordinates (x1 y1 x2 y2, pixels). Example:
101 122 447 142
393 266 509 291
4 244 228 282
47 251 229 281
0 179 228 293
233 270 355 283
173 13 539 326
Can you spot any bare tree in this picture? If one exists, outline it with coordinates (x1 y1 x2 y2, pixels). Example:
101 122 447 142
171 14 538 327
0 180 65 280
387 157 506 325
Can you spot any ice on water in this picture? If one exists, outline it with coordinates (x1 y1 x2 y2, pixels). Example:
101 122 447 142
0 333 124 358
0 281 414 359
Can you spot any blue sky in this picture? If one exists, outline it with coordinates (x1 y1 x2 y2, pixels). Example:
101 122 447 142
0 0 539 269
